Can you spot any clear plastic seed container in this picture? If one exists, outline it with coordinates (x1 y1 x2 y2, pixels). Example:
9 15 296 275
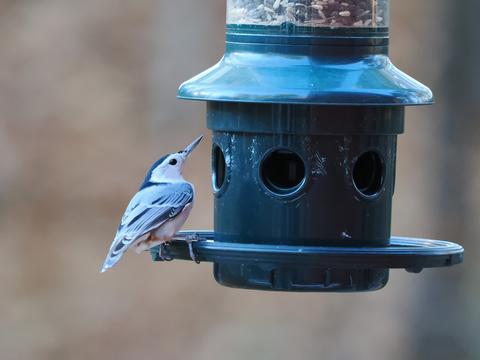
227 0 389 28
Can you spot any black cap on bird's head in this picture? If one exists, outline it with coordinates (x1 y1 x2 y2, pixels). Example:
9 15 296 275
140 154 170 189
140 135 203 189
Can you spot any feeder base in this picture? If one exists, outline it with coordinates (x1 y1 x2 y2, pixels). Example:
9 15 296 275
214 263 389 292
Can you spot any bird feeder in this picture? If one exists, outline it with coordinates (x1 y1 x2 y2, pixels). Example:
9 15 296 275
151 0 463 292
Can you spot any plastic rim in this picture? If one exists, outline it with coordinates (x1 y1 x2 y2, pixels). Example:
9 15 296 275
150 231 464 270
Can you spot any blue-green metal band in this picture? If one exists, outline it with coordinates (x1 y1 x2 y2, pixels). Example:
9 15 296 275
226 24 389 36
226 24 389 46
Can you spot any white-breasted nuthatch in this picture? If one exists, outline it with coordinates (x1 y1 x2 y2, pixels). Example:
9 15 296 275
101 135 203 272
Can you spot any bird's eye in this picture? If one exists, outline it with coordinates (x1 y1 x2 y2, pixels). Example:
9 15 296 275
169 159 178 166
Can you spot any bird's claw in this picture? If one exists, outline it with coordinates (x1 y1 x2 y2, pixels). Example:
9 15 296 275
158 243 173 262
186 232 200 264
187 241 201 264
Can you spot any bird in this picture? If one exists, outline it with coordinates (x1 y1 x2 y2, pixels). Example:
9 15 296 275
101 135 203 273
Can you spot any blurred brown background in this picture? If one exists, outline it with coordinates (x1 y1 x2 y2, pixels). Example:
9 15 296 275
0 1 478 359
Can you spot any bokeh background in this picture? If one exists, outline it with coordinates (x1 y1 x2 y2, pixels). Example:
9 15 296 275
0 0 478 359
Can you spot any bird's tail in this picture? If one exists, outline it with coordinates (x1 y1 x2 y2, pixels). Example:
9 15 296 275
100 257 117 273
100 237 129 273
100 253 123 273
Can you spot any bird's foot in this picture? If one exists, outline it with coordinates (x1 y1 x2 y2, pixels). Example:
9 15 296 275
171 232 201 263
184 232 200 264
158 243 173 262
186 241 200 264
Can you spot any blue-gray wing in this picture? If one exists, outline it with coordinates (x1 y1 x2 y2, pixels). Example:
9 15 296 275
101 182 193 272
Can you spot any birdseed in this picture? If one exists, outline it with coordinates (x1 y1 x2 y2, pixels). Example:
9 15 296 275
227 0 388 28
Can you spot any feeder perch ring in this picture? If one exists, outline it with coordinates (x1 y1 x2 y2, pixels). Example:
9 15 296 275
150 231 464 272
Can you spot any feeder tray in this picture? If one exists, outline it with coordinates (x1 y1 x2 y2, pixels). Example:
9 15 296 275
150 231 463 292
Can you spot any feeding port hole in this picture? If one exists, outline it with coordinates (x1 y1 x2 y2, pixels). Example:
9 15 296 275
260 149 306 195
352 151 384 197
213 144 226 191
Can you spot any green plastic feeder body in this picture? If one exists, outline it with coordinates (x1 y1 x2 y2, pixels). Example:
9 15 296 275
166 0 463 292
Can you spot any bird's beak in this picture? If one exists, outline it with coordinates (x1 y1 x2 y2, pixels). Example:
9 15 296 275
181 135 203 157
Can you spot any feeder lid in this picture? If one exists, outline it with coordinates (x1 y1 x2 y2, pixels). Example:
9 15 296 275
178 42 433 106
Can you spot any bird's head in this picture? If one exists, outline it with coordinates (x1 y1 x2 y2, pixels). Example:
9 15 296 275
141 135 203 188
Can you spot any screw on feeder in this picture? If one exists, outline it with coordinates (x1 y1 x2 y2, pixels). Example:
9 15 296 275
148 0 464 292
